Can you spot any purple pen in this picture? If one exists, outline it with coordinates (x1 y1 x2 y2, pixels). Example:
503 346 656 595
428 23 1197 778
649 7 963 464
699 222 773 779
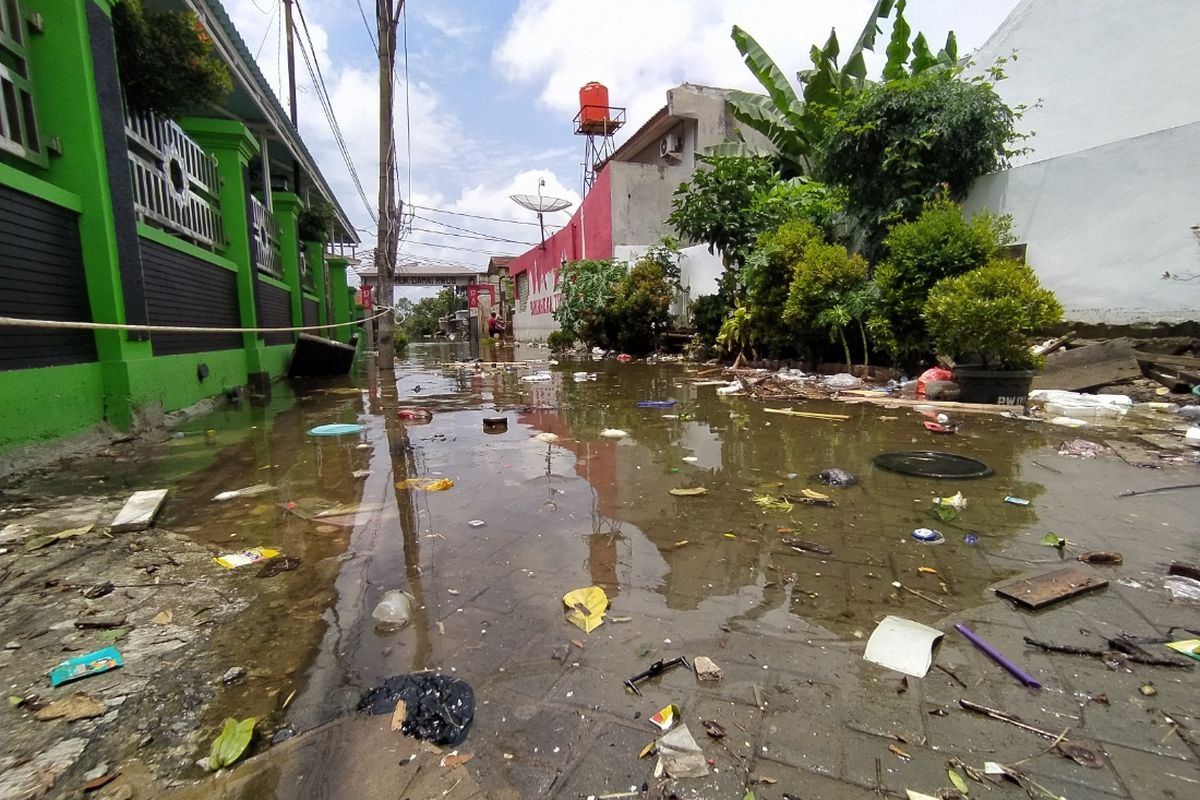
955 623 1042 689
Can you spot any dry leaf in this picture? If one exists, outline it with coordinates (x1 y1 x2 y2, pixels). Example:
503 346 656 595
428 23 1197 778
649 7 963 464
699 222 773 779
638 741 656 759
888 743 911 761
34 693 107 722
669 487 709 497
441 753 474 768
152 610 173 625
571 639 585 649
918 566 938 575
390 700 408 732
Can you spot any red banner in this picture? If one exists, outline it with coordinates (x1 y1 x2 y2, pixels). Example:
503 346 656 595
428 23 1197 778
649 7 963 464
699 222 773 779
359 285 373 309
467 283 495 309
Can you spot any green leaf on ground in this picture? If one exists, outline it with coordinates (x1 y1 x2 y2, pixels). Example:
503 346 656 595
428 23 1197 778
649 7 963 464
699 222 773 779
209 717 256 770
948 767 969 794
1040 532 1067 549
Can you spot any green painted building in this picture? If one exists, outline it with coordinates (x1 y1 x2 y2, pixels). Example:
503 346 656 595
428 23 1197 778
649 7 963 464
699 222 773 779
0 0 362 454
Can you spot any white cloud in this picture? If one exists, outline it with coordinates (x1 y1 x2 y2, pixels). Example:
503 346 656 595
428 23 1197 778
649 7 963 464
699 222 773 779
413 3 481 42
494 0 1020 142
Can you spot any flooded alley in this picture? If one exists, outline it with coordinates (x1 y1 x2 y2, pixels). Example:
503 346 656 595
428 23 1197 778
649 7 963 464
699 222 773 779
2 343 1199 800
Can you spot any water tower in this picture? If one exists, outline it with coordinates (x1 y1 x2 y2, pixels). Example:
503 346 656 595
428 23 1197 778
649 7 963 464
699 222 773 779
574 82 625 193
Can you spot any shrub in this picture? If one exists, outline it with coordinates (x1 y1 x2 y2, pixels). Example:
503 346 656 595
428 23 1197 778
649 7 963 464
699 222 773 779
113 0 232 117
554 259 625 345
689 294 728 347
870 197 1012 365
546 330 574 352
783 241 871 364
392 329 408 351
606 261 674 356
742 220 824 356
298 203 334 243
924 260 1062 370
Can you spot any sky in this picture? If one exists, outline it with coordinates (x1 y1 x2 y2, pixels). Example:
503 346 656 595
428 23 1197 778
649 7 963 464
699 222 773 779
224 0 1021 298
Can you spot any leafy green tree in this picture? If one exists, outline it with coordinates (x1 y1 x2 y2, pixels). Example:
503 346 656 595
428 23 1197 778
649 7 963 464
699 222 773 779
606 261 674 356
554 259 626 346
404 288 457 337
113 0 232 117
689 294 729 348
717 306 754 362
869 197 1012 364
724 0 957 176
667 156 780 273
819 69 1026 253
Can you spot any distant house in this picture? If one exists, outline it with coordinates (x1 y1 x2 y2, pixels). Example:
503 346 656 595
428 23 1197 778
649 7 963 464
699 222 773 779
964 0 1200 326
0 0 359 454
509 83 772 341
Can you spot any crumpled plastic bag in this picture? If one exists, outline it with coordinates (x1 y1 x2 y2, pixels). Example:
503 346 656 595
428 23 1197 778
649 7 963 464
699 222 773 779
823 372 863 390
562 586 608 633
357 672 475 745
657 724 709 778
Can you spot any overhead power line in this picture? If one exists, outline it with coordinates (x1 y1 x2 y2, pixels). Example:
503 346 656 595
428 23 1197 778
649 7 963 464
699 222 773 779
353 0 378 54
407 225 539 247
409 204 564 228
410 214 541 245
293 0 377 222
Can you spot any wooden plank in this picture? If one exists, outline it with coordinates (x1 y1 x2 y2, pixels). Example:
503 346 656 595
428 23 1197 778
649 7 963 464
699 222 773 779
1135 351 1200 370
110 489 169 533
995 567 1108 609
1033 338 1142 391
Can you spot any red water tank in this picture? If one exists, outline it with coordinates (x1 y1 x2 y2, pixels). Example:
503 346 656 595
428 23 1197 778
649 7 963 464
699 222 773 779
579 81 609 125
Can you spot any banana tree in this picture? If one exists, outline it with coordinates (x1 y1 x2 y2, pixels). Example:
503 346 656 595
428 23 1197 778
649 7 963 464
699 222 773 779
724 0 958 176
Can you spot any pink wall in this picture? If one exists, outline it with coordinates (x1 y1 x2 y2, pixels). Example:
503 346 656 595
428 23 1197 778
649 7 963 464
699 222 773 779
510 167 612 313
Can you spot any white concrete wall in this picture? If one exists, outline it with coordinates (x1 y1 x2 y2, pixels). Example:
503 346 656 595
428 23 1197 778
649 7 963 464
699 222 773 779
970 0 1200 166
964 122 1200 325
609 161 691 248
614 243 724 323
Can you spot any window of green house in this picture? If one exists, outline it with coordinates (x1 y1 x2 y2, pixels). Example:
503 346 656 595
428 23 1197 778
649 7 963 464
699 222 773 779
0 0 48 167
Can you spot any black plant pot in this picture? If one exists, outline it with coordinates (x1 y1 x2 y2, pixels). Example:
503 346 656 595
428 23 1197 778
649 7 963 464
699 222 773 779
954 368 1035 406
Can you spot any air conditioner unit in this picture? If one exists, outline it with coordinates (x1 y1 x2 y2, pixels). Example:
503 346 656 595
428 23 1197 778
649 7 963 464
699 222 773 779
659 133 683 160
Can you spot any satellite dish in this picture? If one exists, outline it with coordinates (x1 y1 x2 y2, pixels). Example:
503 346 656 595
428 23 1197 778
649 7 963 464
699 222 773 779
510 178 572 247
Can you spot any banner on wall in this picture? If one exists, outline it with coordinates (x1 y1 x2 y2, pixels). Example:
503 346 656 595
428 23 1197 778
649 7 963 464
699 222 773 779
467 283 496 309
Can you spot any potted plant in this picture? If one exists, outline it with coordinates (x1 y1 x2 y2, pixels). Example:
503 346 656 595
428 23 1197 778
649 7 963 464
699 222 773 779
923 259 1063 405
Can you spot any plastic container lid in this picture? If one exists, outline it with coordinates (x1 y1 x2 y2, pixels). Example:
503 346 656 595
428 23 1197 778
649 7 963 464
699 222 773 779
912 528 945 544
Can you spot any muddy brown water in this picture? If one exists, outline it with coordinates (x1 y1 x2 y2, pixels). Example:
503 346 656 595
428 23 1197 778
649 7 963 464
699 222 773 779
7 341 1198 798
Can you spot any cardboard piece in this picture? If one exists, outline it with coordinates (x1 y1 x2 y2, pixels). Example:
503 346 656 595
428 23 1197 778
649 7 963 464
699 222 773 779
863 616 944 677
1033 338 1141 391
995 567 1107 609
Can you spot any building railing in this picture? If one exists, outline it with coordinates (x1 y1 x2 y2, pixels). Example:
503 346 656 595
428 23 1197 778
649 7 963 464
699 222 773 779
125 108 224 249
249 194 282 277
0 0 48 167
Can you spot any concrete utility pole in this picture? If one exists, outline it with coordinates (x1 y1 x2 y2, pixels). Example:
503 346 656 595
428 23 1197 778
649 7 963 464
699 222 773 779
284 0 298 126
375 0 404 364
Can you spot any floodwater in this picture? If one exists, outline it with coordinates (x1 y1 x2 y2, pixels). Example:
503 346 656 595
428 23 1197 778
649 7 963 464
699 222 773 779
6 341 1199 799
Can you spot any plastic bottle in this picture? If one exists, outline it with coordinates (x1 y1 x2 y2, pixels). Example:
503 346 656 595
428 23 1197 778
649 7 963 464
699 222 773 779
372 590 415 629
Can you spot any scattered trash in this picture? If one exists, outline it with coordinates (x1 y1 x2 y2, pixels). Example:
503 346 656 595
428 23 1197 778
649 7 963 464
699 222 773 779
716 381 743 396
214 546 280 569
357 673 475 745
111 489 169 533
933 492 968 510
1164 576 1200 602
1168 561 1200 581
963 533 979 545
440 752 475 768
681 456 698 463
534 432 559 443
995 567 1108 609
572 371 597 382
694 656 722 682
637 400 677 408
874 451 993 479
656 723 709 778
1077 551 1123 565
959 699 1105 768
467 519 486 528
373 590 416 630
32 692 107 722
763 407 849 420
307 423 365 436
398 408 434 423
152 610 173 625
256 556 301 577
1040 532 1069 549
599 428 628 439
616 354 633 362
625 657 691 696
49 647 123 687
1139 683 1157 696
482 416 507 433
863 616 944 677
519 372 552 383
892 580 949 609
669 487 708 497
563 586 608 633
911 528 945 544
396 478 454 491
823 372 863 390
1118 481 1200 498
955 623 1042 689
888 743 911 761
222 666 245 685
208 717 256 770
917 367 955 399
1165 640 1200 662
923 420 956 434
212 484 274 501
1004 496 1030 506
816 468 858 486
1058 439 1105 458
649 703 681 731
351 469 371 478
700 719 726 738
752 494 793 512
780 537 832 554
